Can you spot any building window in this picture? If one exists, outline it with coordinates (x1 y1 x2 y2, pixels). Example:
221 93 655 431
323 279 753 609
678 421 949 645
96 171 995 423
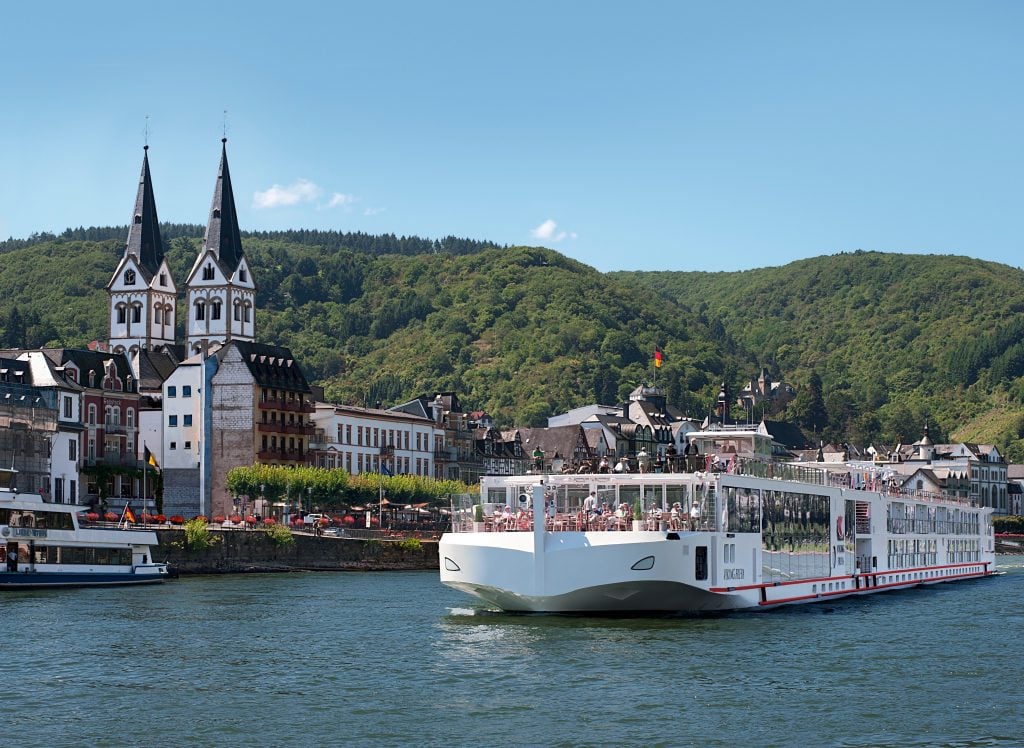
170 442 176 450
184 441 192 450
244 304 251 323
345 425 352 444
203 264 215 280
132 305 141 323
116 306 126 324
182 386 192 398
63 396 72 419
183 415 193 427
167 386 176 398
168 415 178 427
195 301 206 321
126 409 134 428
233 304 241 322
124 270 136 285
160 272 167 287
69 439 77 461
211 300 222 320
87 404 97 425
240 268 247 282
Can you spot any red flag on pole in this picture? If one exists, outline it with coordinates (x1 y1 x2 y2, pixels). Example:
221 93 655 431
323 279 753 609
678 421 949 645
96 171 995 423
654 348 663 368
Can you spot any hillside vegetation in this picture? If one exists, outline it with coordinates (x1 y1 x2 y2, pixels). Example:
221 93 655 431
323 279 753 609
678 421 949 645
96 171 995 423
2 233 1023 458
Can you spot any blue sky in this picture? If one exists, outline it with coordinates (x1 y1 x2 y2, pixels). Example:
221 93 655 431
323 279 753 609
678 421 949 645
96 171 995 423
2 1 1022 272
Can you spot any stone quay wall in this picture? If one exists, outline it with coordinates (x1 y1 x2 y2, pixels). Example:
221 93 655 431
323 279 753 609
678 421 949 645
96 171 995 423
156 529 439 574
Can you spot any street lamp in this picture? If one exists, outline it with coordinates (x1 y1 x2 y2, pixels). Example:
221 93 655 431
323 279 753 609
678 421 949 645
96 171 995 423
259 483 265 522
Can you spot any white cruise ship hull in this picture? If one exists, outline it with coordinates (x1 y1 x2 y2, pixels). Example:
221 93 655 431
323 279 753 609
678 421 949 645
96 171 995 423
439 470 997 614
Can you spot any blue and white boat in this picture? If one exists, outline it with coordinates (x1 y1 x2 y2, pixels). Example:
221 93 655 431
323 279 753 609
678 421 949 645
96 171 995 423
0 469 168 589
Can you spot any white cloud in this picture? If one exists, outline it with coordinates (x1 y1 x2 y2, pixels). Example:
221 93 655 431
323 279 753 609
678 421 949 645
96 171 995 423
364 206 386 216
252 179 322 209
253 180 359 211
530 219 577 243
531 219 558 240
324 193 355 209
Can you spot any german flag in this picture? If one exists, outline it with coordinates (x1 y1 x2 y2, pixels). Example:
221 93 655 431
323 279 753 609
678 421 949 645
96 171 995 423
654 348 663 369
144 445 160 472
123 503 137 524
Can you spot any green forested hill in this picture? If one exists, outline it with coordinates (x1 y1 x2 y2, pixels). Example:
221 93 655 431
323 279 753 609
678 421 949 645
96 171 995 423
2 234 1023 458
617 251 1024 457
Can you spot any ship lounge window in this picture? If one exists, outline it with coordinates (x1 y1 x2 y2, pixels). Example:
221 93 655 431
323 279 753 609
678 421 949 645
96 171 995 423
695 546 708 581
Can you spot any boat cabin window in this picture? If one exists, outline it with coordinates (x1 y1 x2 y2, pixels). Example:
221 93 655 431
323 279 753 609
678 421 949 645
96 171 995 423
0 509 75 530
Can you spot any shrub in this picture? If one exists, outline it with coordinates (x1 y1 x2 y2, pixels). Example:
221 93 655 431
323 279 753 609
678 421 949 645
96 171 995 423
266 523 294 547
180 517 223 552
397 538 423 552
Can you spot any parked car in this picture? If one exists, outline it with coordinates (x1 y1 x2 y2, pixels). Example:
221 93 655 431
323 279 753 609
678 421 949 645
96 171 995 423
303 513 329 526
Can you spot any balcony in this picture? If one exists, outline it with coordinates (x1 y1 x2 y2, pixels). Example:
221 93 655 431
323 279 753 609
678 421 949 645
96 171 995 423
85 456 143 469
257 449 307 463
258 398 316 414
103 423 127 435
258 422 316 436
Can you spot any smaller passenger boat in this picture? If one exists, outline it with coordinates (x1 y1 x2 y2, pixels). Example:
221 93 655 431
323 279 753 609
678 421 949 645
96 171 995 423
0 469 168 589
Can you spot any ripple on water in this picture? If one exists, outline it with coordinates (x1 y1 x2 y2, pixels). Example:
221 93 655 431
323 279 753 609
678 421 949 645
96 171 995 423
2 566 1023 746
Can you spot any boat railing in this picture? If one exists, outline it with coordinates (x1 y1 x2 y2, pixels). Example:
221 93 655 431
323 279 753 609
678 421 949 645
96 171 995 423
447 492 717 534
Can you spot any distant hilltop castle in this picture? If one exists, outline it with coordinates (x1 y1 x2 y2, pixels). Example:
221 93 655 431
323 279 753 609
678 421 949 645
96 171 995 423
736 367 794 413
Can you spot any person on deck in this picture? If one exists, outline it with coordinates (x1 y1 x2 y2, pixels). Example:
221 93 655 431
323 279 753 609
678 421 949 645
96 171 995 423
684 439 700 472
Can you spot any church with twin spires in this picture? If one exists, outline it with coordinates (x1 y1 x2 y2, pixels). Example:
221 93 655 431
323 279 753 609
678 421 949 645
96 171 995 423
106 138 257 357
103 140 313 521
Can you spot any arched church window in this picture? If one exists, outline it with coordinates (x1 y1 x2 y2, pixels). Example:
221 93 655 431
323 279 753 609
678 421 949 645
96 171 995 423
154 305 162 324
233 301 241 322
203 265 215 281
131 304 142 324
116 306 127 324
239 268 247 282
159 272 167 287
211 300 222 320
124 270 136 285
195 300 206 321
244 302 252 323
134 214 142 224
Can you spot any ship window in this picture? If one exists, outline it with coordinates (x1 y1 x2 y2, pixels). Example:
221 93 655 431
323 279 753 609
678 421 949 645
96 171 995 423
695 546 708 581
630 555 655 571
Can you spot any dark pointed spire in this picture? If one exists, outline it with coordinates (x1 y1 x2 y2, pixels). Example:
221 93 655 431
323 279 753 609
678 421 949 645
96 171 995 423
202 138 245 272
125 145 164 276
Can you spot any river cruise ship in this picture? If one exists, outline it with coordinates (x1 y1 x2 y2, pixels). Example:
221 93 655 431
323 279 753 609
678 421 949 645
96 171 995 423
439 459 996 612
0 469 168 589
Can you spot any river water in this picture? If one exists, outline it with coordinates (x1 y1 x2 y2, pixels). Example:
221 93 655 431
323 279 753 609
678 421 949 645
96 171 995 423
3 557 1023 747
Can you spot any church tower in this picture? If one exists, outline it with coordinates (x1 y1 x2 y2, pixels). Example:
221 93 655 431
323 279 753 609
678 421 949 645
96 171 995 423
184 139 257 353
107 146 178 355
